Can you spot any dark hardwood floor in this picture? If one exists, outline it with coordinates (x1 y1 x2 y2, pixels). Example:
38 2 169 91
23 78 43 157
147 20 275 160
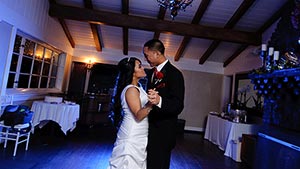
0 122 250 169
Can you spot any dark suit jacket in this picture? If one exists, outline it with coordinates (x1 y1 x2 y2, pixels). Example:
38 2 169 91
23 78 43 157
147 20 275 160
147 61 185 150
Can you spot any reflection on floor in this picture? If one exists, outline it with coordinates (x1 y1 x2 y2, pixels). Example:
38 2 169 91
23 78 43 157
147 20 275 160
0 122 250 169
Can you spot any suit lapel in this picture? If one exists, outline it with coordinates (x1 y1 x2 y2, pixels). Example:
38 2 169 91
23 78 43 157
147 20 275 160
148 61 169 89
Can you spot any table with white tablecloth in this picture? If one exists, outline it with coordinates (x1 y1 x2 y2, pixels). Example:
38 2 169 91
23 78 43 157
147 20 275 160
31 101 80 135
204 113 261 162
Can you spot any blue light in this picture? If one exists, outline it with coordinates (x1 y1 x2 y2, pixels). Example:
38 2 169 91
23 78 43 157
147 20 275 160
258 133 300 152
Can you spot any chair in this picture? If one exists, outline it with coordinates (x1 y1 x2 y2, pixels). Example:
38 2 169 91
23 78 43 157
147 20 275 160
0 95 13 113
0 121 32 156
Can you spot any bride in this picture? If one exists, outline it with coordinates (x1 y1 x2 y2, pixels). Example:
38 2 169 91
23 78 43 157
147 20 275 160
107 57 154 169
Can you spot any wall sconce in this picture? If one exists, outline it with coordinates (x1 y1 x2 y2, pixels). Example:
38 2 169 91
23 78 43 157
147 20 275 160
86 60 93 70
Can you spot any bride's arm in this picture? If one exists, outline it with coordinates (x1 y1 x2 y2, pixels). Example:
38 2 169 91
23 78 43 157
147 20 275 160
126 87 152 121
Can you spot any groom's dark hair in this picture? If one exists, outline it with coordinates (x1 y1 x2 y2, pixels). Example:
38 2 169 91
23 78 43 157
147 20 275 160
144 39 165 55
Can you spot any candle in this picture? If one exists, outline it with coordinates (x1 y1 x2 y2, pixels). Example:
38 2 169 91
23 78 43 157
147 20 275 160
274 51 279 60
261 44 267 51
268 47 274 55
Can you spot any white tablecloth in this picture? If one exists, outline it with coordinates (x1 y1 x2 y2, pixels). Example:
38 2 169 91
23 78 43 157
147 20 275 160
31 101 80 134
204 114 261 162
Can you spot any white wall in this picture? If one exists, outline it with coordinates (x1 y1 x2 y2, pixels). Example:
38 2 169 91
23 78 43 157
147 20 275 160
180 70 223 131
0 0 72 54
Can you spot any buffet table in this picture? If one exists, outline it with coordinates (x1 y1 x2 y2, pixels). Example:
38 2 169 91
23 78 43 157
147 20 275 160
31 101 80 135
204 113 261 162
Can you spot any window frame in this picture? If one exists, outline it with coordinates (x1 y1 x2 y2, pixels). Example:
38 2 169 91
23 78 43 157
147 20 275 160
6 31 65 93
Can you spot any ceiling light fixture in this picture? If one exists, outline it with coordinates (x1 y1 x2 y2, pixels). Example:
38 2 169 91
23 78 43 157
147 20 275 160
157 0 194 19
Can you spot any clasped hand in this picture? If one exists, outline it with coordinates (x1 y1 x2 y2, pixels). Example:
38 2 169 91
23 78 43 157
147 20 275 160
147 89 160 105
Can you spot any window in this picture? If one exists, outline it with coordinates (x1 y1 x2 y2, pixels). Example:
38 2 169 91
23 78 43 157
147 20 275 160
7 34 63 89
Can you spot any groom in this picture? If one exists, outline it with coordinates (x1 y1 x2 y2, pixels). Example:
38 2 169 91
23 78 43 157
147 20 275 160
143 39 185 169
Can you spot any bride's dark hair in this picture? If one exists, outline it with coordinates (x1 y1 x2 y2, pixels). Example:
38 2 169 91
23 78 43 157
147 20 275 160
109 57 141 128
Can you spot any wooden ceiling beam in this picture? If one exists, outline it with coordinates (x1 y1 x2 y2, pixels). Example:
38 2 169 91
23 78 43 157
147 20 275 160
199 0 255 64
257 1 291 34
223 44 248 67
225 0 255 28
174 37 191 61
90 24 102 51
49 3 261 45
84 0 102 52
58 19 75 48
49 0 75 48
122 0 129 14
123 27 128 55
199 40 221 64
122 0 129 55
153 6 166 40
223 1 291 67
174 0 211 61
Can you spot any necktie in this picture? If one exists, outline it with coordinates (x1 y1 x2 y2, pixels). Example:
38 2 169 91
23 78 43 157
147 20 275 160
151 67 157 83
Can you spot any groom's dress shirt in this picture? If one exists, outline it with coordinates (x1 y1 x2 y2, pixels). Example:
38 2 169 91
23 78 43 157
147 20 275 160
151 60 168 108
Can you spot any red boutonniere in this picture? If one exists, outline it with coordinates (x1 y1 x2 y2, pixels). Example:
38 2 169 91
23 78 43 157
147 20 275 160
155 71 164 79
154 71 165 88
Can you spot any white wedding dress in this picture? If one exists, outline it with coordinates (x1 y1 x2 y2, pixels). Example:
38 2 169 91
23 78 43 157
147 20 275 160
107 84 149 169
